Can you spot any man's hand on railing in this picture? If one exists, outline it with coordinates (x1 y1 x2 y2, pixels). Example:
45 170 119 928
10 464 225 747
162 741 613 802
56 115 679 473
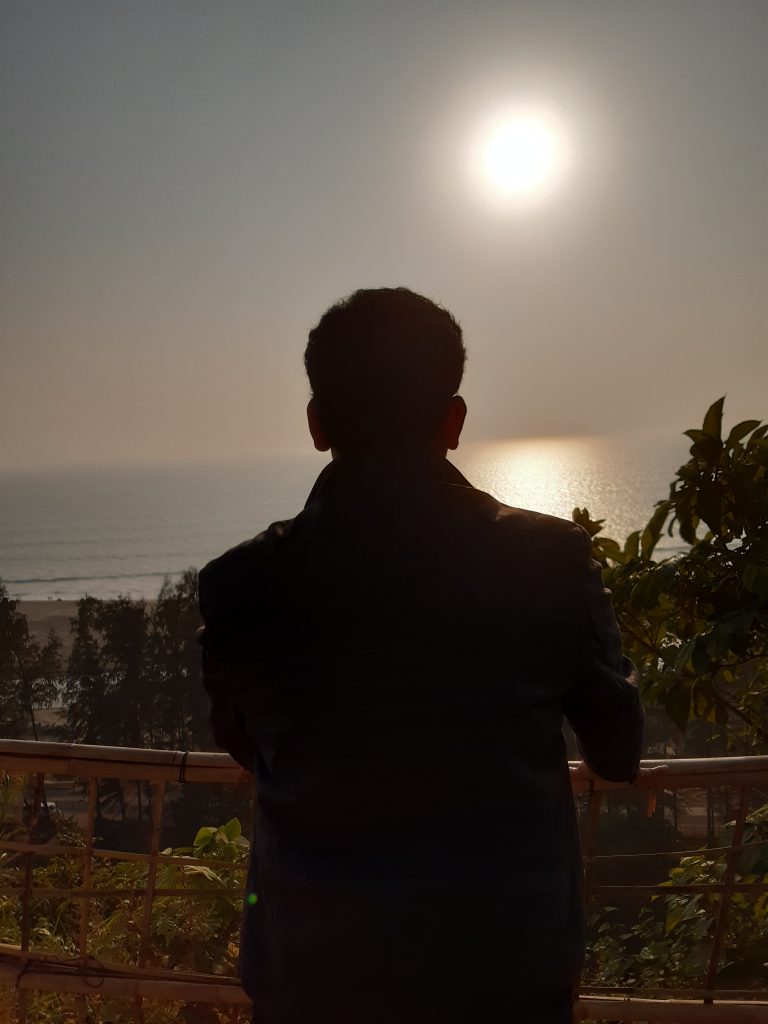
569 760 597 784
569 760 670 784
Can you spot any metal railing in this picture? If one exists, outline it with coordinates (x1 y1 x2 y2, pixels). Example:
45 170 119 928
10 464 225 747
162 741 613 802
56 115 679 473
1 739 768 1022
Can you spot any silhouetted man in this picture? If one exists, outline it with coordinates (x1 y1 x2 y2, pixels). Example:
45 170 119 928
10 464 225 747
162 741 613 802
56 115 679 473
198 287 643 1024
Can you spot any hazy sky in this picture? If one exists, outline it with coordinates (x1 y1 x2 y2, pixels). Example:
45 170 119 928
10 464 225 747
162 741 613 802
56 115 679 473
1 0 766 470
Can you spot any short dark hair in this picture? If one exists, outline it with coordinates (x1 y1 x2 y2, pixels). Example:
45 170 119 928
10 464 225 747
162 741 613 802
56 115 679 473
304 287 466 452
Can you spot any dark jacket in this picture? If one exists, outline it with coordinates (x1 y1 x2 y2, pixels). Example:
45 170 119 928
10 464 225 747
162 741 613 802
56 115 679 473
198 452 643 1024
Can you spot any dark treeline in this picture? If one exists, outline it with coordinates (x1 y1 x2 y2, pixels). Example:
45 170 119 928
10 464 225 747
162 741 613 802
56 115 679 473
64 571 207 751
0 571 242 846
0 570 206 753
0 590 61 743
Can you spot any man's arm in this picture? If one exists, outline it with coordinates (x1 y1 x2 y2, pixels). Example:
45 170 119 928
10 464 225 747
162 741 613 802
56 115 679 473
562 527 644 783
198 565 256 772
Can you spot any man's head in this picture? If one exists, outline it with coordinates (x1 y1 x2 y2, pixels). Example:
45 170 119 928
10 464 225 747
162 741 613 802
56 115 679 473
304 287 467 455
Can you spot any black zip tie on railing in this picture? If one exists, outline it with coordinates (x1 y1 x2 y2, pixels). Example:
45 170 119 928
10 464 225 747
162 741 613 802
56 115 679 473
178 751 189 784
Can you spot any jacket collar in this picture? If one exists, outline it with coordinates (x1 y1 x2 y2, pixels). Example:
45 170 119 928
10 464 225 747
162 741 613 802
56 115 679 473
304 451 473 508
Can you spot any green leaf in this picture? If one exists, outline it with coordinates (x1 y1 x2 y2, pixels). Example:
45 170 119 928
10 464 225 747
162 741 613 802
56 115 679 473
678 512 700 546
727 420 761 448
641 501 671 560
219 818 242 842
624 531 640 561
702 396 726 441
692 636 711 675
665 901 685 934
572 507 605 538
659 683 691 732
193 826 217 848
673 639 694 672
743 564 768 600
684 429 708 444
183 864 223 883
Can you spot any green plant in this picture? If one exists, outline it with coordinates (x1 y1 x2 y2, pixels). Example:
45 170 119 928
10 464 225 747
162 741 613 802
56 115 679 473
574 397 768 749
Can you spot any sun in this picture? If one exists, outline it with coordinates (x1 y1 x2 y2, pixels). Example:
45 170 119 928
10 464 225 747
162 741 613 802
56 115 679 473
472 106 570 206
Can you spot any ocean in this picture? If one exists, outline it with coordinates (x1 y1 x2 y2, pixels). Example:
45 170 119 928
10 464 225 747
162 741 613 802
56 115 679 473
1 435 690 601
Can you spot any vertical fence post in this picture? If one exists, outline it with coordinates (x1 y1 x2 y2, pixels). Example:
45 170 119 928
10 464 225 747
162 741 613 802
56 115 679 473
79 778 97 960
703 785 750 1001
20 772 44 953
75 776 98 1024
138 779 166 965
135 778 166 1022
18 771 45 1024
581 785 603 906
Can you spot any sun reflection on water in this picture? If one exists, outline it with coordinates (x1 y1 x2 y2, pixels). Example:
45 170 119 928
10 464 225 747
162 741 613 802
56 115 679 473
453 435 686 550
457 438 592 520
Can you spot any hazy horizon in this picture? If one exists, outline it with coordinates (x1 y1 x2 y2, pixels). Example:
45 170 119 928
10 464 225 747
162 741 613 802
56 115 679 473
2 1 766 472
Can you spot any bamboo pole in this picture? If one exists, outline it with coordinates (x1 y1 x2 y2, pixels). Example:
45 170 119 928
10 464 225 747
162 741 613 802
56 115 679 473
0 839 242 870
582 987 768 1000
0 887 244 898
704 785 751 998
75 777 97 1024
7 963 768 1020
0 962 252 1004
18 771 44 1024
575 995 768 1022
592 882 768 894
0 944 239 984
581 787 602 904
138 779 165 971
1 740 768 790
78 778 97 962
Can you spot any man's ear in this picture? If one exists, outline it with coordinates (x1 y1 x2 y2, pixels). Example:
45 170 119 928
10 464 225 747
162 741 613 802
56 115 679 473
437 396 467 451
307 399 332 452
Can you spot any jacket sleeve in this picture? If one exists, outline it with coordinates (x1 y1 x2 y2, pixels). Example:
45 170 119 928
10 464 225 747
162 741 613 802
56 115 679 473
197 564 256 772
562 527 644 782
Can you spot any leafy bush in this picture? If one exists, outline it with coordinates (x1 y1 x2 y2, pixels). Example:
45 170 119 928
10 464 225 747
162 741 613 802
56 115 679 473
586 801 768 990
575 397 768 749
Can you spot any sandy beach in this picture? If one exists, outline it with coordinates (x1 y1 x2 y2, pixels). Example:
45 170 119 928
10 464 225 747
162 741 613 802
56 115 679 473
20 600 79 654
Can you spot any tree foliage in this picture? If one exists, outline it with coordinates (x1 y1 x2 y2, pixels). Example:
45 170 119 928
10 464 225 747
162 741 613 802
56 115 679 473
61 570 205 753
0 583 62 740
573 397 768 748
585 800 768 992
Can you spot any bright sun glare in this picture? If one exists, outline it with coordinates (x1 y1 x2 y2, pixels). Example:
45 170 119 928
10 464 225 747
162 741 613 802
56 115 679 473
472 106 570 207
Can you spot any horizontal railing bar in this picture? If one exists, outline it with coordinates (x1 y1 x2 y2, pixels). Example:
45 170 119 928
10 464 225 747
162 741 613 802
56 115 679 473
12 881 768 899
4 835 766 869
0 756 245 784
0 962 253 1004
0 945 240 985
3 963 768 1020
592 883 768 893
0 887 244 898
2 740 768 789
582 986 768 999
0 740 234 768
576 996 768 1022
0 839 242 869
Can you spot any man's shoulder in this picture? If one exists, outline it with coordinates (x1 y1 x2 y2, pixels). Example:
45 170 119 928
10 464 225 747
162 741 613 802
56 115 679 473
198 517 295 615
487 498 590 555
